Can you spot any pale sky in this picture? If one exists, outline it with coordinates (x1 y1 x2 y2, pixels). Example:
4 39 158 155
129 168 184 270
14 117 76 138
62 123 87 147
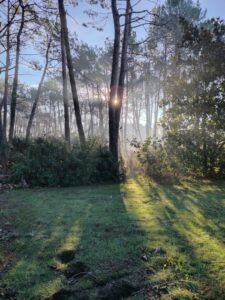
73 0 225 47
7 0 225 85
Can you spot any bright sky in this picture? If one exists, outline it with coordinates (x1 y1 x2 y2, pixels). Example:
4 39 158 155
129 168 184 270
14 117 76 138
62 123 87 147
7 0 225 85
73 0 225 47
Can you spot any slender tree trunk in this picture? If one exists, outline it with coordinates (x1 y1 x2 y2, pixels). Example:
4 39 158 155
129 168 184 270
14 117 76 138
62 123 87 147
145 63 151 138
123 72 129 151
58 0 85 144
162 39 168 139
9 0 25 142
202 114 208 175
97 85 104 136
1 0 10 149
53 104 57 135
26 39 51 141
57 98 63 136
60 22 70 146
145 82 151 138
89 103 94 137
153 89 159 138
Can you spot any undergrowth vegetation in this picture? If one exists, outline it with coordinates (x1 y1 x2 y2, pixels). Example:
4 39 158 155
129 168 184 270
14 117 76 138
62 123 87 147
9 138 124 187
132 136 225 181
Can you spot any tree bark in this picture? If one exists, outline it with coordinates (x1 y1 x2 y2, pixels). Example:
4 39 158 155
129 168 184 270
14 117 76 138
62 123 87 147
58 0 85 144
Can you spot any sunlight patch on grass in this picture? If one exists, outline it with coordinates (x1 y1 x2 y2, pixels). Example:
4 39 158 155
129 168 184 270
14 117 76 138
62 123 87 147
59 222 81 251
35 277 63 299
1 179 225 299
122 178 225 299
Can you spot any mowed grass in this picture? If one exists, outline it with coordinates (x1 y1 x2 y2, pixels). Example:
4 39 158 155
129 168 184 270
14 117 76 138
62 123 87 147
1 178 225 299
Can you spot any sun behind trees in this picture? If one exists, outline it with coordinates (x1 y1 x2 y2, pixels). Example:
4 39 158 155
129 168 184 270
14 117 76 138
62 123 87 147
1 1 225 300
0 0 225 184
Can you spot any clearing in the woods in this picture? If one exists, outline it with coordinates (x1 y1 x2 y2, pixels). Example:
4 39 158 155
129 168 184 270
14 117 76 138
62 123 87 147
1 178 225 299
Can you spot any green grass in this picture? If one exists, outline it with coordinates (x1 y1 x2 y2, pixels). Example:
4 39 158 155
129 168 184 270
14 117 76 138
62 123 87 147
1 178 225 299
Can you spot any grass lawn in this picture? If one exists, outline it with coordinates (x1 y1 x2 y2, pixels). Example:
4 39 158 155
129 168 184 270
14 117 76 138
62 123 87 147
1 178 225 299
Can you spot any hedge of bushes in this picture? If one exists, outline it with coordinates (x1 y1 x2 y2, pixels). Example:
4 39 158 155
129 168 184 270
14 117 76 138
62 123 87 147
9 138 124 187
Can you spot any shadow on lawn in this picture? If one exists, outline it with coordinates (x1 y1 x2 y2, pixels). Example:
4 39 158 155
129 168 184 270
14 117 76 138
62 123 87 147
1 184 149 300
2 179 225 300
134 178 225 300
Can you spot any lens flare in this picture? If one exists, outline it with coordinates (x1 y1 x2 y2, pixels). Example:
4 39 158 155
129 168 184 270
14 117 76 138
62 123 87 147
113 97 119 106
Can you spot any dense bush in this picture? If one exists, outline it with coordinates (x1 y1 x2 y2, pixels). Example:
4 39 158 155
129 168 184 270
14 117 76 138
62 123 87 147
131 138 183 181
9 138 124 187
132 134 225 181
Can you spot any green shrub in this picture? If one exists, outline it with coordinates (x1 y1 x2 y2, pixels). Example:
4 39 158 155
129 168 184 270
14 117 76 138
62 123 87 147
10 138 123 187
131 138 184 181
132 133 225 180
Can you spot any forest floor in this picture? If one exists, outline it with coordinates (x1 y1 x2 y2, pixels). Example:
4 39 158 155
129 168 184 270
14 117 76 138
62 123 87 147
1 178 225 300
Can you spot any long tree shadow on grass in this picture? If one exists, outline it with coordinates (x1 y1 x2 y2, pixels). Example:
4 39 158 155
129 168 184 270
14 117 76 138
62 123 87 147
134 178 225 300
3 179 225 299
0 184 150 300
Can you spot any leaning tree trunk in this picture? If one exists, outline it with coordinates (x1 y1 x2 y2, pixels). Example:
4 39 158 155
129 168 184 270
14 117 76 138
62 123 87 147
9 0 25 142
26 39 51 141
58 0 85 144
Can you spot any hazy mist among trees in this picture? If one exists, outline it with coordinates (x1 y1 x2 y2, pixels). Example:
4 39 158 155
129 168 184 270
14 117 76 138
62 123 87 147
0 0 225 182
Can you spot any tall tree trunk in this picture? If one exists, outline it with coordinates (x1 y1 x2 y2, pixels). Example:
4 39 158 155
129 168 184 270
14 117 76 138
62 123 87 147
145 63 151 138
57 98 63 136
60 22 70 146
26 39 51 141
9 0 25 142
123 72 129 151
162 38 168 139
109 0 121 161
0 0 10 148
153 89 159 138
58 0 85 144
202 114 208 175
97 85 104 137
115 0 131 159
89 103 94 137
109 0 131 161
0 16 10 166
145 82 151 138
